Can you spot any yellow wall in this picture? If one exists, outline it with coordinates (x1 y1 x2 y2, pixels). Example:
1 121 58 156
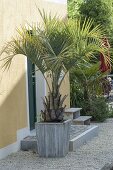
0 0 30 148
0 56 27 148
0 0 68 149
46 72 70 109
60 73 70 108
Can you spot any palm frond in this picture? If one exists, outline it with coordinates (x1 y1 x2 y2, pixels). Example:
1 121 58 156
0 12 107 89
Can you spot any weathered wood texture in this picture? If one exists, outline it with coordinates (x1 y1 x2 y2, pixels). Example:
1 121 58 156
35 119 71 157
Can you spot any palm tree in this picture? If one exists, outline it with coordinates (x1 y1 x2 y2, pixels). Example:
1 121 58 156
70 63 107 103
0 11 106 122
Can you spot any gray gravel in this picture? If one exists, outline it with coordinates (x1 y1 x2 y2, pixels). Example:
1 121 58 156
70 125 94 140
0 119 113 170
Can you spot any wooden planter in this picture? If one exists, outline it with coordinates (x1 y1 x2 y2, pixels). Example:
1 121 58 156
35 119 71 157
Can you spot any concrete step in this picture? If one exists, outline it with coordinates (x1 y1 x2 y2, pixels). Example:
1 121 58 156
73 116 92 125
21 136 37 152
21 125 98 152
64 108 82 120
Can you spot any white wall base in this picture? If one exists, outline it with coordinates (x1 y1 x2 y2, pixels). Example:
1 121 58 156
17 127 30 141
0 127 30 160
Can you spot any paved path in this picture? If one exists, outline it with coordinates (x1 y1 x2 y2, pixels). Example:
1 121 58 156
0 119 113 170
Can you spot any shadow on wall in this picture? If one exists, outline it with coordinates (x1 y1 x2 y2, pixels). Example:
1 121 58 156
0 69 28 149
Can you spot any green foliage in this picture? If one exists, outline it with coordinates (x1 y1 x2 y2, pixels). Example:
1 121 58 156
89 97 109 122
68 0 83 18
70 63 106 102
108 105 113 118
68 0 113 122
68 0 113 34
70 82 83 107
79 0 112 34
70 63 110 122
71 89 109 122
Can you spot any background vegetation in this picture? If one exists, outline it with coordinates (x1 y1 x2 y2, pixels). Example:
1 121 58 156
68 0 113 121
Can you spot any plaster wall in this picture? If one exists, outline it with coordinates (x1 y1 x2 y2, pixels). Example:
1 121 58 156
0 0 69 151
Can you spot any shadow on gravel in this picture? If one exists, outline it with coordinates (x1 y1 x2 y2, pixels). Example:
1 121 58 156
101 163 113 170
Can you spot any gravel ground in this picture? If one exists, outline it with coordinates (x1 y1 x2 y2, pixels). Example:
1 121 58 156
0 119 113 170
70 125 94 140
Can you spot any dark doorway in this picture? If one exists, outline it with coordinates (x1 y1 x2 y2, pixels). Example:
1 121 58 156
27 59 36 130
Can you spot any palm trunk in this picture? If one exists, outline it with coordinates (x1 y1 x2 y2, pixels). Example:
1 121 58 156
41 71 66 122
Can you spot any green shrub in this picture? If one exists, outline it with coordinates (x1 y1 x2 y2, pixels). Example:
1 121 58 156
80 97 109 122
88 97 109 122
70 83 84 107
108 105 113 118
68 0 83 19
79 0 112 34
71 91 110 122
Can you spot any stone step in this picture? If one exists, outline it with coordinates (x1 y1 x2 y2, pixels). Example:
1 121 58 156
73 116 92 125
21 125 98 152
64 108 82 120
21 136 37 152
